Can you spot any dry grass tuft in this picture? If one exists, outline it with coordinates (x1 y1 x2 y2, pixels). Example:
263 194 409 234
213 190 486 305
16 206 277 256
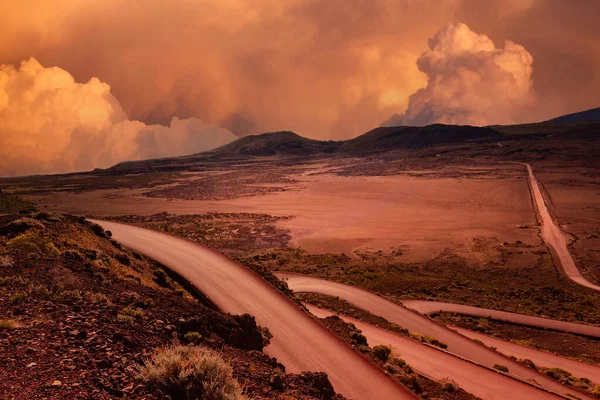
0 319 20 329
137 344 245 400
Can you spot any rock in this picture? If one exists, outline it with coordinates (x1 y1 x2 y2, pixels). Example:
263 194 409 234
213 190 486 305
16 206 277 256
51 380 62 387
26 362 37 368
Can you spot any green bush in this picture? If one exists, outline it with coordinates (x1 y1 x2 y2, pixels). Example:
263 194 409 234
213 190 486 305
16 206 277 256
137 345 245 400
372 345 392 363
121 306 144 319
493 364 509 373
184 331 203 343
117 314 135 324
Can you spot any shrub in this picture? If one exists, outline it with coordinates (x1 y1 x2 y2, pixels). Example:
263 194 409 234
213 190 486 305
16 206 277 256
520 359 537 370
423 335 448 349
10 291 28 304
143 298 155 308
493 364 509 373
7 232 60 256
372 345 392 363
137 345 245 400
439 378 458 392
153 269 169 286
390 357 413 374
117 314 135 324
0 319 20 329
89 223 107 238
54 290 83 302
184 331 203 343
121 306 144 319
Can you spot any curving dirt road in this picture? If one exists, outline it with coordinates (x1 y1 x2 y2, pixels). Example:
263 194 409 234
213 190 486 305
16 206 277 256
451 326 600 384
91 220 416 400
279 273 594 399
306 304 565 400
524 163 600 291
401 300 600 338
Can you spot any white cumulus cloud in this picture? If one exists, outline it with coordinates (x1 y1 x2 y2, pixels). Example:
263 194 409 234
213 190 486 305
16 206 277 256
0 58 236 177
382 22 534 127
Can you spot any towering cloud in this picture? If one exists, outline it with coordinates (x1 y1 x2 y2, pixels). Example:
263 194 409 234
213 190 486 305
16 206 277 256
382 23 534 127
0 58 236 177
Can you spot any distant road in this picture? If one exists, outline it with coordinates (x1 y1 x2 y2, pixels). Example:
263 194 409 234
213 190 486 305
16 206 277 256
452 326 600 384
306 304 564 400
401 300 600 338
91 220 416 400
524 163 600 291
280 273 594 399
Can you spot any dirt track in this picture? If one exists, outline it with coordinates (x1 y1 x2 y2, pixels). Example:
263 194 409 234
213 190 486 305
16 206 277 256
306 304 564 400
91 220 416 400
279 273 594 399
525 164 600 291
401 300 600 337
451 326 600 384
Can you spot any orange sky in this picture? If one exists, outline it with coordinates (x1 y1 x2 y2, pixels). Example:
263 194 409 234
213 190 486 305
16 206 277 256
1 0 599 142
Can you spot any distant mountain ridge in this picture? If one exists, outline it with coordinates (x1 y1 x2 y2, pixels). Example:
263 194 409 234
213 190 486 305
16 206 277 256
545 107 600 123
339 124 500 154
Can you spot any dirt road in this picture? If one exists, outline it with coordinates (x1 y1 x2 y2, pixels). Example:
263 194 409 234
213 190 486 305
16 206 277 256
306 305 564 400
452 326 600 384
91 220 416 400
402 300 600 337
524 164 600 291
279 273 593 399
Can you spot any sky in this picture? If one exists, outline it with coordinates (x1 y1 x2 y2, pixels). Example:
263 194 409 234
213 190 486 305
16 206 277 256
1 0 599 175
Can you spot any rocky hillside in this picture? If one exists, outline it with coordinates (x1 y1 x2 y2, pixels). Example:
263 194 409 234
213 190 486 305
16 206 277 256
0 193 342 399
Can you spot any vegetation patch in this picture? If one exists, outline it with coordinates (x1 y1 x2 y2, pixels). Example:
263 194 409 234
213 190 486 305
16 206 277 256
137 345 245 400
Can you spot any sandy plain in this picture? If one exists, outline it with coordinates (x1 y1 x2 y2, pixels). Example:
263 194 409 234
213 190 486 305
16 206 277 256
22 163 539 263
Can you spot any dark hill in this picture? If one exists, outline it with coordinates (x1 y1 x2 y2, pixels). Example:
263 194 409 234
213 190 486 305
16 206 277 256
339 124 501 154
211 131 342 156
546 107 600 123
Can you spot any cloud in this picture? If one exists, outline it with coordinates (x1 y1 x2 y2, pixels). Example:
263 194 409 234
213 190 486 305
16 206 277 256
0 58 236 177
382 22 534 127
1 1 599 140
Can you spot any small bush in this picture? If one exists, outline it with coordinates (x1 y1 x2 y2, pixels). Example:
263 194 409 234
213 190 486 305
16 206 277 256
89 223 107 238
54 290 83 302
0 319 20 329
390 357 413 374
117 314 135 324
423 335 448 349
520 359 537 370
143 298 155 308
7 232 60 256
372 345 392 363
591 385 600 398
10 291 28 304
493 364 509 373
184 331 203 343
439 378 458 392
137 345 245 400
153 269 169 286
121 306 144 319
